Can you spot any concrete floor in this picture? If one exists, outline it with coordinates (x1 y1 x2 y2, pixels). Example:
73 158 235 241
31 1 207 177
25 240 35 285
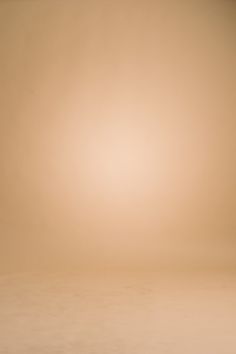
0 272 235 354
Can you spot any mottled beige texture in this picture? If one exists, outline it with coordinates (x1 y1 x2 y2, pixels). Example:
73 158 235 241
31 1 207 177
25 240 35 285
0 0 235 270
0 1 236 353
0 272 236 354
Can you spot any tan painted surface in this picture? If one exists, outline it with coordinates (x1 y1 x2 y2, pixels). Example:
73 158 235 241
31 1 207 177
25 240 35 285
0 0 235 271
0 1 235 353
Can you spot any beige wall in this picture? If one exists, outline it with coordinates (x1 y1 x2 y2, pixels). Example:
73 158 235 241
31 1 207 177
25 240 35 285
0 0 235 272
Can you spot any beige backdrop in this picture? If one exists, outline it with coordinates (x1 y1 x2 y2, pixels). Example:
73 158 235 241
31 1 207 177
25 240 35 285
0 0 235 272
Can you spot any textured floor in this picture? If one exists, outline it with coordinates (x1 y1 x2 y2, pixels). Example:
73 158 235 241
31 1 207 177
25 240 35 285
0 272 236 354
